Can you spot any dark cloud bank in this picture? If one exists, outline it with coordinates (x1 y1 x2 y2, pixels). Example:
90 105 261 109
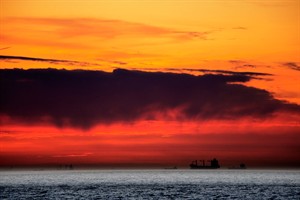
1 68 299 129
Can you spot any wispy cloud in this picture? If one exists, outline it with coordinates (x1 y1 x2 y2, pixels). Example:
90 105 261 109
0 55 101 67
283 62 300 71
52 153 93 158
228 60 257 69
4 17 211 41
232 26 247 30
129 67 271 77
173 68 271 76
0 47 11 51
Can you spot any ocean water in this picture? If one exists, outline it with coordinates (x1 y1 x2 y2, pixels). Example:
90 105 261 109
0 169 299 199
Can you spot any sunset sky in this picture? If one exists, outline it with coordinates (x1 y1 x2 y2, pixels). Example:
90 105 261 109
0 0 300 168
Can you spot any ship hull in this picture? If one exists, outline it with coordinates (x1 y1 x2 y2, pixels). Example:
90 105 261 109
189 158 220 169
190 164 220 169
190 167 220 169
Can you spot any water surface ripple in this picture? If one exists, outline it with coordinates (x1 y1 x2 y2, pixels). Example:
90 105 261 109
1 169 299 199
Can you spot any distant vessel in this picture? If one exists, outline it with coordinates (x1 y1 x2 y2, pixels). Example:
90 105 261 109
228 163 246 169
190 158 220 169
164 166 178 169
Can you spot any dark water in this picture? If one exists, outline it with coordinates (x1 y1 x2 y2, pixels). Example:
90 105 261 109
1 169 299 199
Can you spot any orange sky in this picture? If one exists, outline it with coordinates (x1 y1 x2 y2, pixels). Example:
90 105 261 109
0 0 300 168
1 118 300 168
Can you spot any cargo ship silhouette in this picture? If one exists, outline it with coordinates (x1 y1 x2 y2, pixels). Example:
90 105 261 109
190 158 220 169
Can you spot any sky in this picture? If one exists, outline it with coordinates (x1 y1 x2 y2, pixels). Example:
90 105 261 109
0 0 300 168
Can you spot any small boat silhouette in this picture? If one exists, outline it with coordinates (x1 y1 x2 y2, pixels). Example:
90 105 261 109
190 158 220 169
228 163 247 169
164 166 178 169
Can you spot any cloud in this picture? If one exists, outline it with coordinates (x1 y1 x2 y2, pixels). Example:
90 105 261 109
228 60 243 64
129 67 272 82
232 27 247 30
0 47 10 51
52 153 93 158
97 58 127 66
4 17 210 41
228 60 257 69
0 55 101 67
163 68 271 77
283 62 300 71
1 68 299 129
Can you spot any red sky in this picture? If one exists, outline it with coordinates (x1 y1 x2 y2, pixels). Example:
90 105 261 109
0 0 300 168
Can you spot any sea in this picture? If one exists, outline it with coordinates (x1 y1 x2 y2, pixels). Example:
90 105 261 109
0 169 299 199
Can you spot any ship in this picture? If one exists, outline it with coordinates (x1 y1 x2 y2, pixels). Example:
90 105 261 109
228 163 246 169
190 158 220 169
